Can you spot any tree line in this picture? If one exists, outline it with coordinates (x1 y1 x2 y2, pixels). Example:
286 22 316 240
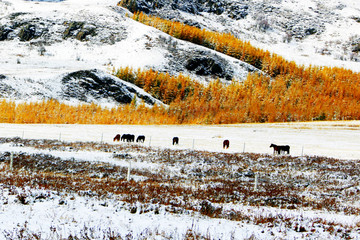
1 11 359 124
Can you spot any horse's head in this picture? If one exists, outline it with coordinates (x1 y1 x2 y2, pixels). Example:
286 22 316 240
270 143 276 148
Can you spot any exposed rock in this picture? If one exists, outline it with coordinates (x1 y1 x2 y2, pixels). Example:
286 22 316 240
352 17 360 23
185 56 229 79
119 0 226 15
8 12 29 20
305 27 317 36
0 26 13 41
119 0 333 42
63 21 85 39
61 69 163 105
0 14 127 44
19 24 37 41
75 26 97 41
206 0 226 15
228 5 249 20
352 43 360 53
63 21 98 41
157 35 262 81
118 0 160 14
0 75 18 98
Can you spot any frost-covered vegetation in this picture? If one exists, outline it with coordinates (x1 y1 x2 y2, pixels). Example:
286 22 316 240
1 137 360 239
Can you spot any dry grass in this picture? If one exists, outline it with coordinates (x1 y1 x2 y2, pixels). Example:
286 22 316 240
1 137 359 237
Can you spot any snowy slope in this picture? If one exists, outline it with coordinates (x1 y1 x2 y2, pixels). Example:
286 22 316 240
0 0 262 106
131 0 360 71
1 0 358 106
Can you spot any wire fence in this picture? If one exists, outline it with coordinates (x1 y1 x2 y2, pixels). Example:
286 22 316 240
1 124 359 159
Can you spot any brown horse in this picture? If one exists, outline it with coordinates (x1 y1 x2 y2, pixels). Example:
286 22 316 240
113 134 121 142
223 140 230 149
270 143 290 155
136 135 145 143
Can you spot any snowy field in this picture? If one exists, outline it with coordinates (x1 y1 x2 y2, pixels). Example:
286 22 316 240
1 121 360 160
1 0 360 238
1 122 360 239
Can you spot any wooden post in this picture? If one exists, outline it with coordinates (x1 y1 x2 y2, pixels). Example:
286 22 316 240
100 133 103 144
10 152 13 171
127 160 131 182
192 139 195 149
22 131 24 139
243 142 246 153
254 173 258 191
59 132 61 141
301 146 304 157
149 136 152 147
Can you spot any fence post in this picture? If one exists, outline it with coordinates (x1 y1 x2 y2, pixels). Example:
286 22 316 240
10 152 13 171
254 173 259 191
59 132 61 141
22 131 24 139
101 133 103 144
243 142 246 153
192 139 195 149
301 146 304 157
127 160 131 182
149 136 152 147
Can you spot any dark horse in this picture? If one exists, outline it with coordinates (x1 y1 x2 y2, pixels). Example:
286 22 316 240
136 135 145 143
270 143 290 155
113 134 121 142
121 134 135 142
172 137 179 145
223 140 230 149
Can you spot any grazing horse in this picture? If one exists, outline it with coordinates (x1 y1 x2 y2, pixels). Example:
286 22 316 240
270 144 290 155
121 134 128 142
172 137 179 145
136 135 145 143
121 134 135 142
128 134 135 142
223 139 230 149
113 134 121 142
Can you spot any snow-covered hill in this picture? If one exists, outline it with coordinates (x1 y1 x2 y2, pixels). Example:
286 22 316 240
0 0 359 105
0 0 260 105
122 0 360 70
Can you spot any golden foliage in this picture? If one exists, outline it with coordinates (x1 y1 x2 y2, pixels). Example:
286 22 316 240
1 12 359 124
1 65 360 124
114 67 360 123
0 99 173 124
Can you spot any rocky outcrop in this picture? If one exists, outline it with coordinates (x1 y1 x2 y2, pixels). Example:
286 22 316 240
0 70 164 106
0 75 18 98
157 35 262 81
119 0 360 63
118 0 227 16
63 22 97 41
19 24 38 41
120 0 328 40
0 26 13 41
185 55 231 80
61 69 163 105
0 13 126 44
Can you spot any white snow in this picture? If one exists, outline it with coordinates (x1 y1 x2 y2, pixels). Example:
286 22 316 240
0 0 168 79
0 0 360 238
1 121 360 160
1 121 360 239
